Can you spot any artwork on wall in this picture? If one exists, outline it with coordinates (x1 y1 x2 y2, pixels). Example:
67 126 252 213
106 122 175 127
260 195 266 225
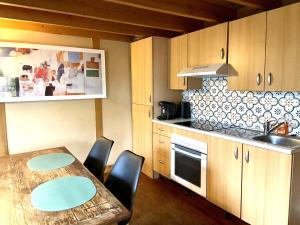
0 42 106 102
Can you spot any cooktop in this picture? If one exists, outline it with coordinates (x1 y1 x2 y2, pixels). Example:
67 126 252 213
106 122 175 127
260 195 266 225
174 120 232 131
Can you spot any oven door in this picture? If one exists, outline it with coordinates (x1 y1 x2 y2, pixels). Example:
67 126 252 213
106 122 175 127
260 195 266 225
171 144 207 197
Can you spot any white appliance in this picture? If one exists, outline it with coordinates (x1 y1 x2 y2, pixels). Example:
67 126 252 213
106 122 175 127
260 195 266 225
177 63 228 77
170 134 207 197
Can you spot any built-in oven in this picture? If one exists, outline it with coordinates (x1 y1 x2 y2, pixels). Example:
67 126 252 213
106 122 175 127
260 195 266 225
171 134 207 197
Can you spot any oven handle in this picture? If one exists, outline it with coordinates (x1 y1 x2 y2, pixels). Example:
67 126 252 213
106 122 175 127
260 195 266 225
172 148 207 160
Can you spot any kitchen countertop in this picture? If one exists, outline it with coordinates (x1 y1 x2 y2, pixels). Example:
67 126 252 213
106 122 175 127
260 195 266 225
153 118 300 154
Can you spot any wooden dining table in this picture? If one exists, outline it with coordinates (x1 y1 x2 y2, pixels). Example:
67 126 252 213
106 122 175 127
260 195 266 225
0 147 129 225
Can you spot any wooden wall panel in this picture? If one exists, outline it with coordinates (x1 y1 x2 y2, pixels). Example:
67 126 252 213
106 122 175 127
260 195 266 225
0 103 8 156
92 38 103 139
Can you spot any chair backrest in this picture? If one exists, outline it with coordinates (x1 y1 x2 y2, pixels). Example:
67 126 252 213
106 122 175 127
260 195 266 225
104 150 144 218
84 137 114 183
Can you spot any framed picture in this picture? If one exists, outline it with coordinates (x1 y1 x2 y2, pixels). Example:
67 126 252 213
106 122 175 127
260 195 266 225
0 42 106 102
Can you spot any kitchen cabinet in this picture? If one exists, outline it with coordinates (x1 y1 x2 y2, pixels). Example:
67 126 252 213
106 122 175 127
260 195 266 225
241 144 291 225
131 37 181 178
228 3 300 91
152 133 170 178
153 122 171 137
132 104 153 178
131 38 153 106
207 137 242 217
188 22 228 67
168 34 188 90
228 12 266 91
265 3 300 91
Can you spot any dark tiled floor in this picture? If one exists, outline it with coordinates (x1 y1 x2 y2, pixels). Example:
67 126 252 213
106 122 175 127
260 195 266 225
131 174 248 225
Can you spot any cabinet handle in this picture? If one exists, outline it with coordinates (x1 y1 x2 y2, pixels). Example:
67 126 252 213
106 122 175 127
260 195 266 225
245 150 250 163
234 147 238 160
159 128 164 131
267 73 272 86
159 160 165 164
183 78 186 86
159 140 165 144
256 73 261 85
148 109 151 118
149 94 152 103
220 48 225 60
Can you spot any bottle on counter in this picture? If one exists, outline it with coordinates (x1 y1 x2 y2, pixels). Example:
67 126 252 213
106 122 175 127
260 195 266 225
276 121 289 135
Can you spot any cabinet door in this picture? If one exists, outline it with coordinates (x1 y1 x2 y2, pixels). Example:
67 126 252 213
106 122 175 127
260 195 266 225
143 38 153 106
188 22 228 67
132 104 143 159
228 12 266 91
265 3 300 91
131 38 153 105
142 105 153 178
169 34 187 90
242 145 291 225
131 41 144 105
132 104 153 178
153 133 170 178
207 137 242 217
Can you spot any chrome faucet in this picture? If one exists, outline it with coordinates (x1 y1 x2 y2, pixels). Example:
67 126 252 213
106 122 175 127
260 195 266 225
263 120 285 135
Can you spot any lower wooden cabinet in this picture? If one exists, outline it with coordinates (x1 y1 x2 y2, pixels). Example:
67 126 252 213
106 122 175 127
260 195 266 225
208 137 292 225
152 133 170 178
207 137 242 217
241 144 292 225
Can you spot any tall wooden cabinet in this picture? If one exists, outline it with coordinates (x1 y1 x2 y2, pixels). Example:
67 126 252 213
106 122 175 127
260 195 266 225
131 37 181 178
188 22 228 67
207 137 242 217
228 3 300 91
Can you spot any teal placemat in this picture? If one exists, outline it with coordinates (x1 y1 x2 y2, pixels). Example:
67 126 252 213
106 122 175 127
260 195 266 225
27 153 75 171
31 176 96 211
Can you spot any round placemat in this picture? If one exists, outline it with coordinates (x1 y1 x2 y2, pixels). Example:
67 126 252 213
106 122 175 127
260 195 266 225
31 176 96 211
27 153 75 171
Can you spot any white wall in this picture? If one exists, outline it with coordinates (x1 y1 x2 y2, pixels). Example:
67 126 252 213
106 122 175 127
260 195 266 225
0 28 96 162
100 40 132 164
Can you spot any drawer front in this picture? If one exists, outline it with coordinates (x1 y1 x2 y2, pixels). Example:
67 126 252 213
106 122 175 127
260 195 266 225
153 122 171 137
153 133 170 158
153 152 170 178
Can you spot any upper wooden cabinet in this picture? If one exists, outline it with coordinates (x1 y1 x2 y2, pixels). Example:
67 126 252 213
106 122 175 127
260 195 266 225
131 37 153 106
188 22 228 67
265 3 300 91
228 12 266 91
168 34 187 90
228 3 300 91
241 144 291 225
207 137 242 218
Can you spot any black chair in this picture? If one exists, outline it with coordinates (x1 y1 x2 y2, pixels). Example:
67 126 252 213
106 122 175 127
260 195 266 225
84 137 114 183
104 150 144 225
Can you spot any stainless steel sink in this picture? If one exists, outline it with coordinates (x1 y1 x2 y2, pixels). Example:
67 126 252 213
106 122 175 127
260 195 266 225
253 134 300 148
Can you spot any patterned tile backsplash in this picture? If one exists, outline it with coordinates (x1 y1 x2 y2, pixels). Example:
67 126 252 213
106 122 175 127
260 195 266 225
182 77 300 135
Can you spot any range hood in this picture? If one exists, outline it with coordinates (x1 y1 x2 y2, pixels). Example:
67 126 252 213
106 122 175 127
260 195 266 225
177 64 228 77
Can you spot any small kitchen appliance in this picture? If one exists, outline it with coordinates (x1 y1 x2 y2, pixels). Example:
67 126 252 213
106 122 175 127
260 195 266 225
157 101 177 120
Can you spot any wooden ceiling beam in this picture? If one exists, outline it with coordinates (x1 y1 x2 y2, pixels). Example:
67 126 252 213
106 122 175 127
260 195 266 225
226 0 281 9
103 0 236 22
0 18 134 42
0 5 180 38
0 0 203 32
